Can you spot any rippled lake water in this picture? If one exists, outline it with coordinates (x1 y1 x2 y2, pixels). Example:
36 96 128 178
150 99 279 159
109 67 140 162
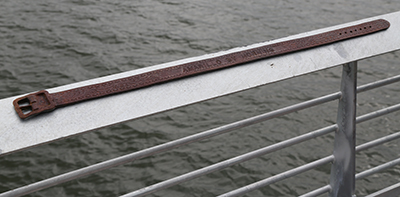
1 0 400 196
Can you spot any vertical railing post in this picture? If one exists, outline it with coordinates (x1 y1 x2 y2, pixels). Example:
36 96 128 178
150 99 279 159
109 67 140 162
329 62 357 197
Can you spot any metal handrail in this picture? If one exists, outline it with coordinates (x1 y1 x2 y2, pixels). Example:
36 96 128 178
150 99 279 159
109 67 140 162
1 68 400 197
0 93 341 197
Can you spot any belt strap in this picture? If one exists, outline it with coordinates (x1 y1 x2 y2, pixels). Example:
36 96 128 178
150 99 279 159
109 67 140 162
13 19 390 119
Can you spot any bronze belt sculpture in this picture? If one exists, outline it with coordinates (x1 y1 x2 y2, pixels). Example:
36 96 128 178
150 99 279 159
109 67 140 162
13 19 390 119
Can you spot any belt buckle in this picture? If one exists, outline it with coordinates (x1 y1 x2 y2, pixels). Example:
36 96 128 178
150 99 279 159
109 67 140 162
13 90 56 119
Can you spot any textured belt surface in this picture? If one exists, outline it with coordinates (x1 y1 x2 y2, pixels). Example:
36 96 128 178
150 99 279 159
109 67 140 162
13 19 390 119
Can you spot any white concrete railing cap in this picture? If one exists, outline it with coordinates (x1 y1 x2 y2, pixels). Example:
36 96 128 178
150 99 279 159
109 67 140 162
1 11 400 155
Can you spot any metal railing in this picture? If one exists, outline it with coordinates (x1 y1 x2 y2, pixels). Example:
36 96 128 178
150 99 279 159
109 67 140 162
1 62 400 197
1 12 400 197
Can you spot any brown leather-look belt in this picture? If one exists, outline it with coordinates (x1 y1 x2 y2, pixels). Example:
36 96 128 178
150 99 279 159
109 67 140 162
13 19 390 119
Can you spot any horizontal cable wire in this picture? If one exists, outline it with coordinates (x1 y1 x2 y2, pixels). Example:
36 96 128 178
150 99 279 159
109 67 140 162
2 74 399 197
356 103 400 124
356 157 400 180
298 185 331 197
365 182 400 197
217 156 335 197
120 125 337 197
356 74 400 93
356 131 400 152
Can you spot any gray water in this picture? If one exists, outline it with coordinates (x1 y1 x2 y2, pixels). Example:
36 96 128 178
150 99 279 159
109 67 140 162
1 0 400 196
